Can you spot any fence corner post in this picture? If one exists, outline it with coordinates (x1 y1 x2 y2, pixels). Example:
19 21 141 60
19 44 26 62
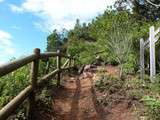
140 38 145 80
57 50 61 87
27 48 40 120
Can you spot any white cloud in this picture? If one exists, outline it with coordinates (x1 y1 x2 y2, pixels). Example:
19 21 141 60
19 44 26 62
0 0 4 3
10 4 23 12
10 0 116 32
0 30 15 58
0 30 12 46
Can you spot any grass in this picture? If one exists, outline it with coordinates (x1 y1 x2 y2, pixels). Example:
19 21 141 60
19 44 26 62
93 71 160 120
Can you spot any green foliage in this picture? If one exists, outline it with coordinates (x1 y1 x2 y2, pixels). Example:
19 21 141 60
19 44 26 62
0 65 30 108
47 30 60 52
37 89 52 107
46 9 160 71
94 74 122 93
123 54 137 74
47 29 68 52
149 74 160 93
106 13 133 77
0 57 53 119
1 4 160 119
94 74 108 92
38 60 49 77
66 19 97 65
94 74 123 106
125 75 160 119
142 96 160 110
115 0 160 20
94 70 160 119
142 96 160 120
127 90 143 100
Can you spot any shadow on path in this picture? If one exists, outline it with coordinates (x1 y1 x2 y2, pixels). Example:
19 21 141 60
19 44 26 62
69 77 81 120
90 78 106 120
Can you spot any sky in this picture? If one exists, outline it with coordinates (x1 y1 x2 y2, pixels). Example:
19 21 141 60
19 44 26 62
0 0 116 65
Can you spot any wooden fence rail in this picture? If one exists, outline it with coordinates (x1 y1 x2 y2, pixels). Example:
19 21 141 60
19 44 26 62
0 48 76 120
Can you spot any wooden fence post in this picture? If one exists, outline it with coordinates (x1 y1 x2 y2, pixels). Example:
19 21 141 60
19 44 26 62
149 26 156 81
27 48 40 120
140 38 145 80
57 50 61 87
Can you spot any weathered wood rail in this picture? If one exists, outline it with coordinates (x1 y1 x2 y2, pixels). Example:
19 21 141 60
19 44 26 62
0 48 76 120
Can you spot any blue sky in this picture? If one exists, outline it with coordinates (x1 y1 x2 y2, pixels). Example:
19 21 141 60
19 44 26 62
0 0 115 64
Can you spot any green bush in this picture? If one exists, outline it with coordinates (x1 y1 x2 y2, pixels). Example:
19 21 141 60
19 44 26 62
94 74 122 93
123 54 137 74
142 96 160 120
0 65 30 108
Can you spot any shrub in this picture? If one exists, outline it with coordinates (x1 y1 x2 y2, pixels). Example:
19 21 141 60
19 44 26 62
142 96 160 120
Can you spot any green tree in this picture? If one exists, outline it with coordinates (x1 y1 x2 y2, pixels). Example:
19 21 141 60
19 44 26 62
47 29 60 52
47 29 68 53
107 22 133 78
115 0 160 20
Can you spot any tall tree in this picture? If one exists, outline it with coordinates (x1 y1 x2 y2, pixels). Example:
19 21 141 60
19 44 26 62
115 0 160 20
133 0 160 20
46 29 68 52
47 29 60 52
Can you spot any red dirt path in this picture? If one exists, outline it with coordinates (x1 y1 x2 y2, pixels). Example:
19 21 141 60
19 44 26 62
52 66 137 120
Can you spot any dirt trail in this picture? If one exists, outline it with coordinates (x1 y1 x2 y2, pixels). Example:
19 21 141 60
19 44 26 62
53 73 106 120
52 66 137 120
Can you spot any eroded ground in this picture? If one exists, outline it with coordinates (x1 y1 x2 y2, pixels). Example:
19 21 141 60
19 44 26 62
52 65 138 120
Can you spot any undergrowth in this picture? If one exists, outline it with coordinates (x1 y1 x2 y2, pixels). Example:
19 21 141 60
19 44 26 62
94 72 160 120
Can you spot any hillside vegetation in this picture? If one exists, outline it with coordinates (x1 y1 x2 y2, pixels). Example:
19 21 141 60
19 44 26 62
1 0 160 119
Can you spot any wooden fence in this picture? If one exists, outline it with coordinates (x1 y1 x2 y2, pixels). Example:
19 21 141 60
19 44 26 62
140 26 160 80
0 48 75 120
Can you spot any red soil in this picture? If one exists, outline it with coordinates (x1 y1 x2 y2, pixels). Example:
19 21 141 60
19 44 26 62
52 66 138 120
